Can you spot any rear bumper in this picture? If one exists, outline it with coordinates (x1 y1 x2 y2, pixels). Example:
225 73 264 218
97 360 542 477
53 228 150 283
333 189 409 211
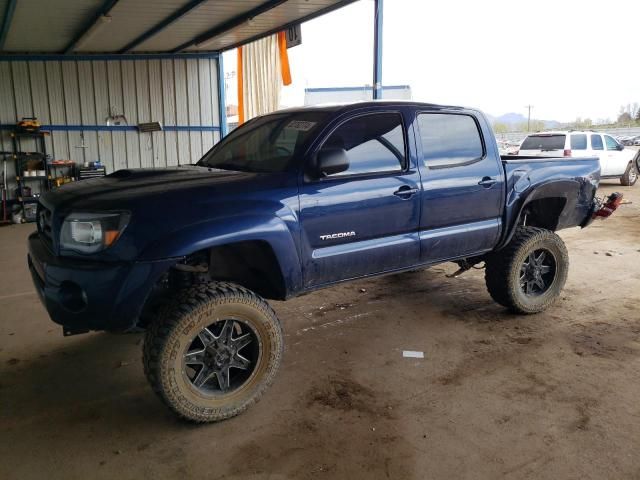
28 232 176 334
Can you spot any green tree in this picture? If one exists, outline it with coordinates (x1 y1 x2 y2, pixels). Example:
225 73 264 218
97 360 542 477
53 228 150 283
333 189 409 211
492 122 509 134
571 117 593 129
517 120 545 132
618 112 632 125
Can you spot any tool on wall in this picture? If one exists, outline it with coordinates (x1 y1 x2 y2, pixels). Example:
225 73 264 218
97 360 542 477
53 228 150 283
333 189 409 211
16 117 41 133
105 107 127 126
137 121 162 133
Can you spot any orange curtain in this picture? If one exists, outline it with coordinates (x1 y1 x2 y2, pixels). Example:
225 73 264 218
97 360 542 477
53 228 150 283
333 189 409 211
277 31 292 86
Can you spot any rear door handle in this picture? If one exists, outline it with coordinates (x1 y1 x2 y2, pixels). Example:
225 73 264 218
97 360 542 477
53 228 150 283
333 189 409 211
393 185 419 198
478 176 497 188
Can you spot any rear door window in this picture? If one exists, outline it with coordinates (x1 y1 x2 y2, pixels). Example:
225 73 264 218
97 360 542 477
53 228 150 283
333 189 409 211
604 135 619 151
520 134 566 151
570 134 587 150
591 134 604 150
417 113 484 168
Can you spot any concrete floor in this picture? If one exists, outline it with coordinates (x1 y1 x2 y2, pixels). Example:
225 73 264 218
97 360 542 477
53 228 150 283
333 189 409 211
1 182 639 480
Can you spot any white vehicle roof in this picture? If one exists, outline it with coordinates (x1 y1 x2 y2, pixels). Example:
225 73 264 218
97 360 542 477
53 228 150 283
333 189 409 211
523 131 611 135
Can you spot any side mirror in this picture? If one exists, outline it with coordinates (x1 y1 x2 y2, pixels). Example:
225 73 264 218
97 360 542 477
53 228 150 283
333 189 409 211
617 143 625 151
313 148 349 177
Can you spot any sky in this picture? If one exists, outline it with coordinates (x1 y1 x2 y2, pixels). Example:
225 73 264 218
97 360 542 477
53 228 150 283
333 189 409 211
224 0 640 123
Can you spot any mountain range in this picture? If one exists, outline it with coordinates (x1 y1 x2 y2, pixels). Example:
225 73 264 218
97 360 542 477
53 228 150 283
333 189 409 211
486 112 561 129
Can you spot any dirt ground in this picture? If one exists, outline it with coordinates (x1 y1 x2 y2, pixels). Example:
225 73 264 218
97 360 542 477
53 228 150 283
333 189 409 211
0 181 639 480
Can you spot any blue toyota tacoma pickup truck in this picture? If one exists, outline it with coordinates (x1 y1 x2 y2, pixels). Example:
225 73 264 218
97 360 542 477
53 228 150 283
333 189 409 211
27 101 622 422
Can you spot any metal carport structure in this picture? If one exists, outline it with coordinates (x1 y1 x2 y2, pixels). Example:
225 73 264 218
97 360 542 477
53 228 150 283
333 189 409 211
0 0 384 198
0 0 386 130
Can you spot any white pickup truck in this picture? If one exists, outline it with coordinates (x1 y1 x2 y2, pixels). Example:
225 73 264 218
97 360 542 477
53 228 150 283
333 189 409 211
518 131 639 186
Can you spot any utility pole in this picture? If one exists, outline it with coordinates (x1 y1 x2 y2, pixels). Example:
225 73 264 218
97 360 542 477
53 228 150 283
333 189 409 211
525 105 533 131
372 0 384 100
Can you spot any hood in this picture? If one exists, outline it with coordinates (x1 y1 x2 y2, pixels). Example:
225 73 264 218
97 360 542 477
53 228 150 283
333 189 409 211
38 165 299 262
40 166 262 212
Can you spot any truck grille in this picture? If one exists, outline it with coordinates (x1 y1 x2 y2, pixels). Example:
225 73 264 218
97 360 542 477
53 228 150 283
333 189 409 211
37 203 54 248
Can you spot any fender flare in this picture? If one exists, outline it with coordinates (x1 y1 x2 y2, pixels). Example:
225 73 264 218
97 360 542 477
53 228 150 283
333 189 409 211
139 214 303 295
497 179 579 250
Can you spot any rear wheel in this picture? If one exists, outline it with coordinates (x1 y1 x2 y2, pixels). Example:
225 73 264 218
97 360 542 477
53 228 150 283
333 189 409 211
620 162 638 186
485 227 569 314
143 282 283 422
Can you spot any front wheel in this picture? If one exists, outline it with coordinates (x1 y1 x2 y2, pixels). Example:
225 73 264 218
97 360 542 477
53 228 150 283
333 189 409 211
620 162 638 186
484 227 569 314
143 282 283 422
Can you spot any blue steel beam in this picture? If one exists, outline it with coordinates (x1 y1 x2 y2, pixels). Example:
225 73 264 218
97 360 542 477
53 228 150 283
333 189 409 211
171 0 288 53
0 52 218 62
217 53 228 138
63 0 120 54
119 0 209 53
0 0 17 50
372 0 383 100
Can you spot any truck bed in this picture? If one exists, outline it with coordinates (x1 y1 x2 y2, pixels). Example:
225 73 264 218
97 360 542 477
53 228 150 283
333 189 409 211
496 155 600 247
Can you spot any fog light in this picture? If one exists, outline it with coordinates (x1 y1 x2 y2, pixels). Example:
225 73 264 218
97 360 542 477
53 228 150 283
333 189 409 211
59 281 88 313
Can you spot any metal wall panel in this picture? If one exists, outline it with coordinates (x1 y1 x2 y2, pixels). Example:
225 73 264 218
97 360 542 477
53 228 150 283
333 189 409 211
61 61 83 164
135 61 154 168
147 59 165 168
199 58 215 154
161 59 178 167
30 62 53 156
173 59 190 166
0 62 16 183
45 61 71 160
106 61 127 171
121 61 140 168
0 56 221 198
76 61 100 162
187 59 203 160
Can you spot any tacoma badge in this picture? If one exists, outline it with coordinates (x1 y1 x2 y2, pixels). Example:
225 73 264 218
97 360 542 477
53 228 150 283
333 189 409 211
319 231 356 241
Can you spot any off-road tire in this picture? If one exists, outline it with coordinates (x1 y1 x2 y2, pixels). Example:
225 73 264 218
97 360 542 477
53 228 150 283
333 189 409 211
620 162 638 186
143 282 283 423
484 227 569 314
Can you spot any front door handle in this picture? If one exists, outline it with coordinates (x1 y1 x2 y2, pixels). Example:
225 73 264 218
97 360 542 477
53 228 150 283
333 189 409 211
478 176 497 188
393 185 419 198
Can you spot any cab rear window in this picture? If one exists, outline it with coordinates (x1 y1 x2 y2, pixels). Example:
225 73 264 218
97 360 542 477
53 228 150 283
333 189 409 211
570 134 587 150
521 135 566 151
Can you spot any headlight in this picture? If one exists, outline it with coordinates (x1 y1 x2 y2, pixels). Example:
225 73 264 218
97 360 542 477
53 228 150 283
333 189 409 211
60 212 130 254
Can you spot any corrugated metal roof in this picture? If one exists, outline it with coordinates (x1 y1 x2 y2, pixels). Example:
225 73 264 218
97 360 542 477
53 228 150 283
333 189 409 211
180 0 345 52
78 0 190 53
0 0 354 54
4 0 105 52
136 0 273 52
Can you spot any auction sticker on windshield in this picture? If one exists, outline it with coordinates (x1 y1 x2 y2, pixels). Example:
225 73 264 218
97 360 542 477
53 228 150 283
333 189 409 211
286 120 316 131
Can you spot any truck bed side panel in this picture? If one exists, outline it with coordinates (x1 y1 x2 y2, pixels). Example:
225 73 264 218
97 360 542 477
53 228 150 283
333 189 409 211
498 156 600 248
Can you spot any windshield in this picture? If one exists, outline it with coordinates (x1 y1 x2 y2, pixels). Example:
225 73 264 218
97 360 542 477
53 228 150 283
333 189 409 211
520 134 566 151
197 112 328 172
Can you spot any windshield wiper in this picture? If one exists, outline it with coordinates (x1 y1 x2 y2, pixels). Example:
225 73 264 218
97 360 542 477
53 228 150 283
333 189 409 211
204 163 251 172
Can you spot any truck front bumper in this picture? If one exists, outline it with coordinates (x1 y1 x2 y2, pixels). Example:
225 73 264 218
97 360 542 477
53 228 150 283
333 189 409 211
27 232 177 335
